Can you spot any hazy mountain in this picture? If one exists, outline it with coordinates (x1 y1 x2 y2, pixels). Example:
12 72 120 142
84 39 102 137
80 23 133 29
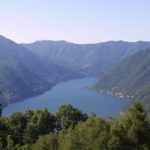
93 49 150 110
22 40 150 76
1 35 150 107
133 84 150 113
0 35 81 106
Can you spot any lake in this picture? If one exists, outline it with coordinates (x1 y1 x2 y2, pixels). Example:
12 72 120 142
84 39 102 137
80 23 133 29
3 78 127 117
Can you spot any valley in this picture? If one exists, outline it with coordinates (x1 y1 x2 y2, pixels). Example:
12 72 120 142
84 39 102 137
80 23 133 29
3 77 127 116
0 35 82 107
0 35 150 115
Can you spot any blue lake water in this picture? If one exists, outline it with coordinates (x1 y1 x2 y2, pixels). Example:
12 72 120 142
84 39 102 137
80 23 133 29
3 78 127 117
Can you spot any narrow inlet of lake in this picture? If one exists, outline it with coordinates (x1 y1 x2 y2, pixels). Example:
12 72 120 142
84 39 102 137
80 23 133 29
3 78 127 117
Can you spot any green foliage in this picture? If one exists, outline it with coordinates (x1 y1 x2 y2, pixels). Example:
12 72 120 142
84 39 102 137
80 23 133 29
109 102 150 149
7 112 27 145
0 104 2 117
56 104 87 129
0 103 150 150
32 133 58 150
33 103 150 150
24 108 56 144
0 137 4 150
58 115 109 150
6 136 15 150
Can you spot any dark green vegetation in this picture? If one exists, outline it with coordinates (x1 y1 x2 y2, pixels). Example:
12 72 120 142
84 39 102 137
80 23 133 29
22 40 150 76
94 49 150 113
0 104 2 117
0 35 81 106
0 103 150 150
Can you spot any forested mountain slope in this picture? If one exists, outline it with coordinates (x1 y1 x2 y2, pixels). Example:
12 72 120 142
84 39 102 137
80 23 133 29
133 84 150 113
94 49 150 112
0 35 81 106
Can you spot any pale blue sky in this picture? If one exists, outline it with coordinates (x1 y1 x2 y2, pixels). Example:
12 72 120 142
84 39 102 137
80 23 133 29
0 0 150 43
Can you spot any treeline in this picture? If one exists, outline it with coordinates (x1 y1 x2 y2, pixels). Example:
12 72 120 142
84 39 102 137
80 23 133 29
0 103 150 150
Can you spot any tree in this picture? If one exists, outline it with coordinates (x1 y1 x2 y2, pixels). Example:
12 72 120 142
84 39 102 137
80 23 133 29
8 112 27 144
32 133 58 150
0 104 2 117
126 103 150 148
56 104 87 130
0 138 4 150
6 136 15 150
59 115 109 150
0 103 149 149
109 102 150 150
25 108 56 144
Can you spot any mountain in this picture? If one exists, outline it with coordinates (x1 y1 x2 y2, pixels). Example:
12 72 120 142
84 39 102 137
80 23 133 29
93 49 150 111
133 84 150 113
22 40 150 77
1 36 150 107
0 35 81 106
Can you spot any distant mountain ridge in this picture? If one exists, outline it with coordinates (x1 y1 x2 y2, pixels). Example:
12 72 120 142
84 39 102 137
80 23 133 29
22 40 150 76
0 35 81 106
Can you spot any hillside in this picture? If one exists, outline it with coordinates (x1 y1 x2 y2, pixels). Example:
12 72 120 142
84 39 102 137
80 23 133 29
94 49 150 109
22 40 150 76
0 35 81 106
133 84 150 113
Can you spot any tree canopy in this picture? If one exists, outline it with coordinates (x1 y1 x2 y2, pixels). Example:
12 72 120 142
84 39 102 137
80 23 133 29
0 103 150 150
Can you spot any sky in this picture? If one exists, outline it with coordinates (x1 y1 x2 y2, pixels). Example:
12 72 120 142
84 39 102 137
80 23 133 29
0 0 150 43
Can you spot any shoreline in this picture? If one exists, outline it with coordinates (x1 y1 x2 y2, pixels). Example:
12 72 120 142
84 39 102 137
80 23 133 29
2 76 85 110
85 86 132 100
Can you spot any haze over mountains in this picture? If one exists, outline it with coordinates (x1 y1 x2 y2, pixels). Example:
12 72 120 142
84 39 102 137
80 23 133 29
94 49 150 112
1 35 150 110
0 35 81 106
22 40 150 76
